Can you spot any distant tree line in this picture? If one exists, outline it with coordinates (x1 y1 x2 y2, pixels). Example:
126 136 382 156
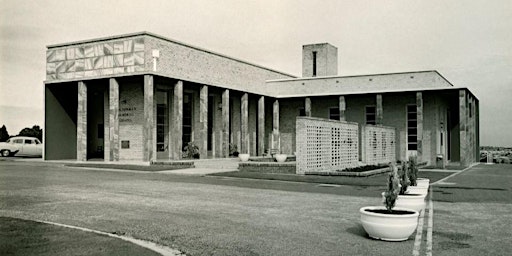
0 125 43 142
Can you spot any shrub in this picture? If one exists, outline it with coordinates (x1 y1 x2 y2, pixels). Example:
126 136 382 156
384 163 401 212
408 156 418 186
184 142 200 159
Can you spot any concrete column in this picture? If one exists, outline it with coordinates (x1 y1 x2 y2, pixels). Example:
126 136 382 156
305 97 312 117
272 99 280 152
376 94 383 125
77 81 87 161
258 96 265 156
172 81 183 160
241 93 249 154
143 75 155 162
339 96 346 121
108 78 119 161
416 92 423 162
222 89 230 157
199 85 208 159
475 99 480 162
459 89 467 166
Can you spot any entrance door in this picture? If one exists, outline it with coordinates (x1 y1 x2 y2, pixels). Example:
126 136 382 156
87 86 105 159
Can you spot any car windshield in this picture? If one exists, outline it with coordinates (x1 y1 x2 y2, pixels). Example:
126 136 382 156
5 139 10 143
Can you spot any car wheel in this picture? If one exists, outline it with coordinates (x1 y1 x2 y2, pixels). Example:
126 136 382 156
1 150 10 157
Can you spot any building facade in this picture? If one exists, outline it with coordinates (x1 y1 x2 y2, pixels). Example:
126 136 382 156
44 32 479 167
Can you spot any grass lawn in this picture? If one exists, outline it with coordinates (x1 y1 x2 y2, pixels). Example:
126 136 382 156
209 170 452 186
0 217 160 256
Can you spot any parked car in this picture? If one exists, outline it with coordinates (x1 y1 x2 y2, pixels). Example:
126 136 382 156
0 136 43 157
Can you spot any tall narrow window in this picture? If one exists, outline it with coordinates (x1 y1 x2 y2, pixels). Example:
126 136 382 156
365 106 376 125
407 105 418 150
182 92 193 148
156 104 166 152
312 51 317 77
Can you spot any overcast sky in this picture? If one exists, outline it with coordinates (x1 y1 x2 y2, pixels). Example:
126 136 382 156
1 0 511 146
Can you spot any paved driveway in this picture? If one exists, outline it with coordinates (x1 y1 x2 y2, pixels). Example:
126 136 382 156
0 161 510 255
431 164 512 256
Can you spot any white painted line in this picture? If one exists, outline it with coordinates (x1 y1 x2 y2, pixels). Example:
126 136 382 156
316 184 342 187
431 162 478 186
33 219 184 256
412 206 425 256
426 185 434 256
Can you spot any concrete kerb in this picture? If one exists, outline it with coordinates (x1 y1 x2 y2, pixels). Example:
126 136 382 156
12 218 185 256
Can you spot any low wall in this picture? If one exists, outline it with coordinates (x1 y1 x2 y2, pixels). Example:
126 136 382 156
361 125 396 165
296 117 359 174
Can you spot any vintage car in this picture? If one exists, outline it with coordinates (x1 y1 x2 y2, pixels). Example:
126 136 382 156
0 136 43 157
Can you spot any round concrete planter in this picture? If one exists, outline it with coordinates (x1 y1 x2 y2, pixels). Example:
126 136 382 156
416 178 430 188
360 206 419 241
239 154 250 162
274 154 287 163
381 192 427 216
406 185 428 195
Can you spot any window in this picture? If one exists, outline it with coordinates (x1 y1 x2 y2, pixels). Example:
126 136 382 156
312 51 317 76
182 92 193 148
365 106 376 125
25 139 32 144
329 107 339 120
407 104 418 150
13 139 23 144
156 104 166 152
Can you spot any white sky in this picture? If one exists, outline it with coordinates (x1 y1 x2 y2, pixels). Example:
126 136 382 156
0 0 511 146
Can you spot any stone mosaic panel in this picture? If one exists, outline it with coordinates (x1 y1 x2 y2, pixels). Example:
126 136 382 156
46 37 145 81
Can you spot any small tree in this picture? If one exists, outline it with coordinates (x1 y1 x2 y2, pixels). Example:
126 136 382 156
399 161 410 195
384 163 400 212
0 125 9 142
408 156 418 186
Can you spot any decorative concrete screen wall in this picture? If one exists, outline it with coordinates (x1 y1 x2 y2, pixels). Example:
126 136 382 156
296 117 359 174
361 125 396 165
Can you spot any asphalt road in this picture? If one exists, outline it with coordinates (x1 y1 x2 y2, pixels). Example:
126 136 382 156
430 164 512 256
0 161 511 255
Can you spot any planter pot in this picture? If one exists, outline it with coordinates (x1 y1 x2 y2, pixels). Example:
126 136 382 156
360 206 419 241
239 154 250 162
406 185 428 195
416 178 430 188
274 154 287 163
382 192 427 216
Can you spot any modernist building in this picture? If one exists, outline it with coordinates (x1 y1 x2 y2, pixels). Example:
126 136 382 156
44 32 479 167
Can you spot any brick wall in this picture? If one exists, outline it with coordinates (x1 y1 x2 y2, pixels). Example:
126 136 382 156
144 36 294 93
118 82 144 160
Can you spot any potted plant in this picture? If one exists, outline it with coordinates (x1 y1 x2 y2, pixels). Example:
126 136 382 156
238 153 250 162
360 163 420 241
274 153 287 163
184 142 200 159
406 156 429 195
229 143 239 157
386 159 427 215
